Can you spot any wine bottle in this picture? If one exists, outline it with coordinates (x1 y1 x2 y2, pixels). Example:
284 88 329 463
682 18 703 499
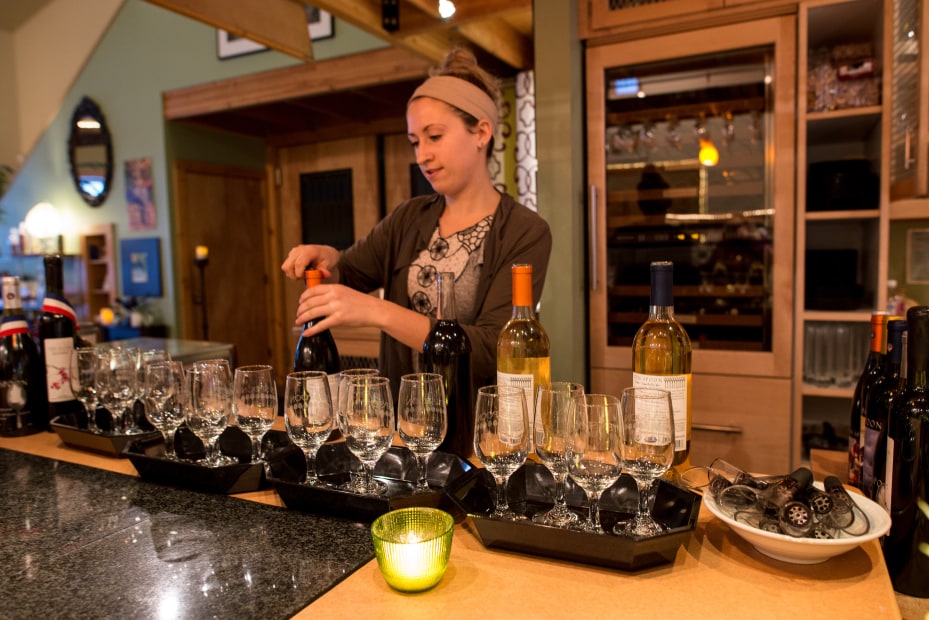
631 261 693 474
884 305 929 597
861 318 906 502
423 272 473 460
0 276 47 436
496 263 551 433
36 255 85 428
848 311 892 488
293 269 341 393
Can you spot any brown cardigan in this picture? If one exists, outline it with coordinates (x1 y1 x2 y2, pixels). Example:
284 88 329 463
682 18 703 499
337 192 552 398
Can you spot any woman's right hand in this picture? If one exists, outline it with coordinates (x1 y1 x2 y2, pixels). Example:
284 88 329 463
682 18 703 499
281 244 340 280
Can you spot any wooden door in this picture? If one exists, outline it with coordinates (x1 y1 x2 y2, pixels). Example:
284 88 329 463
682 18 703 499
274 137 381 371
174 161 271 367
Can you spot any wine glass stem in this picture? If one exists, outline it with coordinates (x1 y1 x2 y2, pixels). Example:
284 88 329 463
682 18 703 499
362 462 374 493
164 428 176 459
637 479 653 521
553 472 567 509
417 454 429 490
304 449 317 484
494 475 509 515
250 437 261 462
589 496 601 532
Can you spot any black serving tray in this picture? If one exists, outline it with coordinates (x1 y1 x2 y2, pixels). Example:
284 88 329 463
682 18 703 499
51 414 162 458
447 462 702 571
123 425 266 494
266 432 474 523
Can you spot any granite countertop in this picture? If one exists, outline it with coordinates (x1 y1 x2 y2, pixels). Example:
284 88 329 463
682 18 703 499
0 449 374 620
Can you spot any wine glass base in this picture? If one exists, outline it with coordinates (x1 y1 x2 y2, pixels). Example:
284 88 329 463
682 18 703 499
532 506 580 528
490 509 527 522
615 517 666 539
361 478 389 496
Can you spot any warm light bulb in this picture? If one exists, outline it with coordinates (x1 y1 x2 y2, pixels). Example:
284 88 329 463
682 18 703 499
24 202 62 239
438 0 455 19
699 139 719 167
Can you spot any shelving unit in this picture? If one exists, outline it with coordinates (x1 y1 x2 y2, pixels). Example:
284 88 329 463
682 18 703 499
79 223 117 322
794 0 891 461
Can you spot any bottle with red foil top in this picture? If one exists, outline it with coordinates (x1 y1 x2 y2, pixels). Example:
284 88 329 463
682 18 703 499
37 255 85 428
0 276 46 435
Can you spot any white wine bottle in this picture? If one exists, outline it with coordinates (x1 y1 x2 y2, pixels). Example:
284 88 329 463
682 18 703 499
631 261 693 475
496 264 550 432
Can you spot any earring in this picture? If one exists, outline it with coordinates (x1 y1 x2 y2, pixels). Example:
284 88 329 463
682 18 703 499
477 143 483 151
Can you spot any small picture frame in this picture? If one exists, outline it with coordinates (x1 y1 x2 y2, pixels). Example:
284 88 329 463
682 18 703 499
217 9 333 59
907 228 929 284
120 237 163 297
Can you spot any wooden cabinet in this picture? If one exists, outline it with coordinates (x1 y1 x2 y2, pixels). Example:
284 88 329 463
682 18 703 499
79 224 117 322
793 0 891 463
585 16 797 472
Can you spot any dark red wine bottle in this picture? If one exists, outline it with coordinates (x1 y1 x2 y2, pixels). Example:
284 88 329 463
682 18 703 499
293 269 341 375
884 305 929 597
36 255 84 429
0 276 47 436
848 312 892 488
422 271 472 460
861 319 906 501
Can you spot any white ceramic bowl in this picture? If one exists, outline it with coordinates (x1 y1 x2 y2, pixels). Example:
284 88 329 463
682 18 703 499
703 482 891 564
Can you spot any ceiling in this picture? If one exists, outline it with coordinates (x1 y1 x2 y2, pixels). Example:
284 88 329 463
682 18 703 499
0 0 53 31
163 0 534 140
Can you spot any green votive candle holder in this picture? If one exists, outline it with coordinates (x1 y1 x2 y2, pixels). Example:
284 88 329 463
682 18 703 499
370 507 454 592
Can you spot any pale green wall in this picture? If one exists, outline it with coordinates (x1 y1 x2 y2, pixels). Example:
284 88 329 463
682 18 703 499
534 0 588 387
0 0 386 334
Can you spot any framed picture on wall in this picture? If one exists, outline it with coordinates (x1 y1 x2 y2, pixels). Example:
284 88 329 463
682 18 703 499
120 237 163 297
217 8 333 59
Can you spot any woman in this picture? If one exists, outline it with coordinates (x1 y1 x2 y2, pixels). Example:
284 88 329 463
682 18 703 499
281 48 552 402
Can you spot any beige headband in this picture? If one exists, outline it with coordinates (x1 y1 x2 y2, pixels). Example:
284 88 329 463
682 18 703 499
410 75 498 135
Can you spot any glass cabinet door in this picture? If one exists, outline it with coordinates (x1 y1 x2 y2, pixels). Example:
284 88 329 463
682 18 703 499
587 17 796 378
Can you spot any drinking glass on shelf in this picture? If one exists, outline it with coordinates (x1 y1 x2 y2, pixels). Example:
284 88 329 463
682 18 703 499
70 347 101 433
144 360 186 459
473 385 529 520
533 381 585 527
566 394 623 533
233 365 278 463
397 372 447 494
342 376 394 496
97 348 139 434
283 370 333 485
616 387 674 538
186 362 232 466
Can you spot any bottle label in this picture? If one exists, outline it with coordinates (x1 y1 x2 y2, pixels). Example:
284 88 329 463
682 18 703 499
881 437 894 514
861 425 880 492
44 337 75 403
495 372 531 445
0 380 31 432
0 316 30 337
632 372 690 452
42 296 77 325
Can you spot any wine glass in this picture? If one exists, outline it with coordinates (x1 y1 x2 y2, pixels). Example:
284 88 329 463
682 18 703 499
565 394 623 533
397 372 447 494
616 387 674 538
120 346 146 433
532 381 585 527
283 370 333 486
70 347 101 433
186 362 232 466
342 376 394 496
144 360 186 459
233 365 278 463
97 348 139 434
473 385 529 520
335 368 380 491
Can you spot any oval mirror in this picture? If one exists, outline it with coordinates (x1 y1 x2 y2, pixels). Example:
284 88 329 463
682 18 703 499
68 96 113 207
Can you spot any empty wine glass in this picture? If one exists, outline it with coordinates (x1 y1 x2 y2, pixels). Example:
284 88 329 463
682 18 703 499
97 348 139 434
336 368 380 491
566 394 623 533
144 360 186 459
283 370 333 486
70 347 101 433
186 362 231 466
342 375 394 496
473 385 529 520
532 381 585 527
233 365 278 463
616 387 674 538
397 372 447 494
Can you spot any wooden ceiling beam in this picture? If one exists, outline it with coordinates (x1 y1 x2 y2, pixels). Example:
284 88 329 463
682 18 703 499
163 46 432 120
144 0 313 61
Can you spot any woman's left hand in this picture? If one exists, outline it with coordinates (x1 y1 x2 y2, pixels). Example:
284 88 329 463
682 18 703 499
295 283 383 335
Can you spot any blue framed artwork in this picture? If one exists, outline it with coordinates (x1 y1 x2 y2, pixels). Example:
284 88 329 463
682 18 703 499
120 237 162 297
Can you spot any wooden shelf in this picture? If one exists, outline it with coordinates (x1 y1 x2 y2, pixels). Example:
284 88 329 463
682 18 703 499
802 384 856 399
805 209 880 221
